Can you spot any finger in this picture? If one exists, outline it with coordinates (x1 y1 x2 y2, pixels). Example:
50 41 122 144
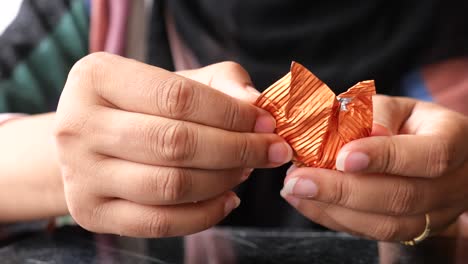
90 108 292 168
371 123 392 137
336 134 455 177
371 95 416 136
286 164 297 175
282 167 439 215
281 195 461 241
341 96 468 177
67 53 273 133
92 157 246 205
79 192 240 238
177 61 260 103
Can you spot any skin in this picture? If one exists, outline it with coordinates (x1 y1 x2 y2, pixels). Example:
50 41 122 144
1 57 281 224
0 113 65 222
2 54 467 242
54 53 292 237
281 96 468 241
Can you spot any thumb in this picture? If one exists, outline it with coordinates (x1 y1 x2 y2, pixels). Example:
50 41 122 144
371 95 415 136
336 134 452 177
337 96 449 177
176 62 260 103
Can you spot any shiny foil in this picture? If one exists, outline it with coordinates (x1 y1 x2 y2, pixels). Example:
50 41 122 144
255 62 376 169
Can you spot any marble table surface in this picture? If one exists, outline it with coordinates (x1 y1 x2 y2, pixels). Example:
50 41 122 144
1 225 467 264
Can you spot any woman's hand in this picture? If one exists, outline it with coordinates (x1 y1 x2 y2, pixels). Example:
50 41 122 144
55 54 292 237
281 95 468 241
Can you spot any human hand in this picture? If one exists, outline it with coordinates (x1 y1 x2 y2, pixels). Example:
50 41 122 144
55 53 292 237
281 95 468 241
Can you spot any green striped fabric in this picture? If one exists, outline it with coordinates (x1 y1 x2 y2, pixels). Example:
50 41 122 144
0 0 88 114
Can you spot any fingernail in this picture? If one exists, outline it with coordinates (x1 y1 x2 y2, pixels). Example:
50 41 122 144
246 85 260 96
281 177 318 198
280 190 300 207
254 114 276 133
224 194 241 216
241 168 254 181
286 164 297 175
268 142 293 164
336 151 369 172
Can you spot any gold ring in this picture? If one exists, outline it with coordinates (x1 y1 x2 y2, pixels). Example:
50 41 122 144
401 213 431 246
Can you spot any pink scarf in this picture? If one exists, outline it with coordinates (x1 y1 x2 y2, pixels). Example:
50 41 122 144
89 0 130 55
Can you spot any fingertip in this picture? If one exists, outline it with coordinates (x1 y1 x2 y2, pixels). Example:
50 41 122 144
268 141 293 165
224 192 241 216
336 150 370 172
281 177 298 196
371 122 393 136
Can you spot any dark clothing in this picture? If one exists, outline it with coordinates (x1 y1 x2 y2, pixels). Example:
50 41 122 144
151 0 468 94
149 0 468 228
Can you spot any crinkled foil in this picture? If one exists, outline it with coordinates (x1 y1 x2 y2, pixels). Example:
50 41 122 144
255 62 375 169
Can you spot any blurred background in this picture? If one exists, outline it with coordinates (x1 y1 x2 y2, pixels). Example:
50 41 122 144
0 1 23 34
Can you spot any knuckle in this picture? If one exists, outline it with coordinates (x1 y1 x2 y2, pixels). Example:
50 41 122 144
68 53 97 78
217 61 249 77
57 55 115 144
373 217 401 241
146 211 171 237
54 114 76 141
426 138 451 177
154 168 192 202
157 77 196 119
387 182 417 215
330 177 352 207
380 138 403 174
156 122 196 163
68 52 111 82
236 135 252 166
218 61 244 71
140 121 161 159
67 198 98 232
223 100 243 130
54 111 92 145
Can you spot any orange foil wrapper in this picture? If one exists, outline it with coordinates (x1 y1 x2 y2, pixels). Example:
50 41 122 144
255 62 376 169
